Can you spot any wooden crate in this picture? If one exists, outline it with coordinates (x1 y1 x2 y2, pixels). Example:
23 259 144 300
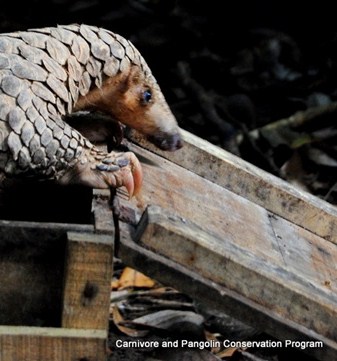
2 128 337 360
114 129 337 361
0 182 114 361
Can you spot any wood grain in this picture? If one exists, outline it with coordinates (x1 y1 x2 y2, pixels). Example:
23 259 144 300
127 128 337 244
116 138 337 360
0 326 107 361
119 222 337 361
62 232 113 330
136 205 337 341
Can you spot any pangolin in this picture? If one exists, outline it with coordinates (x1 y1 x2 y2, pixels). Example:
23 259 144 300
0 24 182 197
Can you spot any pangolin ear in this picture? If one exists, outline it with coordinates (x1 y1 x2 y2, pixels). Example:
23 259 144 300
119 65 141 93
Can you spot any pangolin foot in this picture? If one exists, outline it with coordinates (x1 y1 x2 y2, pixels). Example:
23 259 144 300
59 149 143 198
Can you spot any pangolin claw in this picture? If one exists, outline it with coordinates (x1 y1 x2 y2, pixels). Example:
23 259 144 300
121 152 142 198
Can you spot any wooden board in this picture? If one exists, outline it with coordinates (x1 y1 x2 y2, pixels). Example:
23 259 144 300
62 232 113 330
116 137 337 361
119 222 337 361
0 187 113 328
0 326 106 361
0 186 113 361
127 129 337 244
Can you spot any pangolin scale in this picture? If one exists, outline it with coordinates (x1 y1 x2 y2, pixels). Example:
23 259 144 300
0 24 182 196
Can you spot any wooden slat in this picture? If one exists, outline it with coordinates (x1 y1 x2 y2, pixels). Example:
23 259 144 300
0 326 107 361
127 129 337 244
118 222 337 361
118 144 337 293
62 232 113 330
0 219 94 233
135 205 337 342
92 189 115 234
115 142 337 360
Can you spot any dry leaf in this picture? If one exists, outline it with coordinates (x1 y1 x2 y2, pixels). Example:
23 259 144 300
111 305 148 337
111 277 120 290
204 331 221 354
118 267 156 289
216 347 238 358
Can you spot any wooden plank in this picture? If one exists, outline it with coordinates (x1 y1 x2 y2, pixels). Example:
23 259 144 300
62 232 113 330
118 222 337 361
115 144 337 359
118 146 283 265
0 219 94 233
92 189 115 234
127 129 337 244
118 144 337 284
135 205 337 343
0 326 107 361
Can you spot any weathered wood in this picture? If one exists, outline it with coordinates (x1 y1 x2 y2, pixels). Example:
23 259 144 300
0 219 94 233
0 326 107 361
118 144 337 295
135 205 337 342
92 188 115 234
62 232 113 330
127 128 337 244
0 172 114 360
115 142 337 361
119 222 337 361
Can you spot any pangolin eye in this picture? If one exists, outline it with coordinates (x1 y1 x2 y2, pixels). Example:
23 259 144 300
142 89 152 104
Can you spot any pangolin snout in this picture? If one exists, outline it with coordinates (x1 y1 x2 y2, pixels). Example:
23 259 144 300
148 132 183 151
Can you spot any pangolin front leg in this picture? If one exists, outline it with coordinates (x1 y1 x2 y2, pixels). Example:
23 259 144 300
59 147 142 197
